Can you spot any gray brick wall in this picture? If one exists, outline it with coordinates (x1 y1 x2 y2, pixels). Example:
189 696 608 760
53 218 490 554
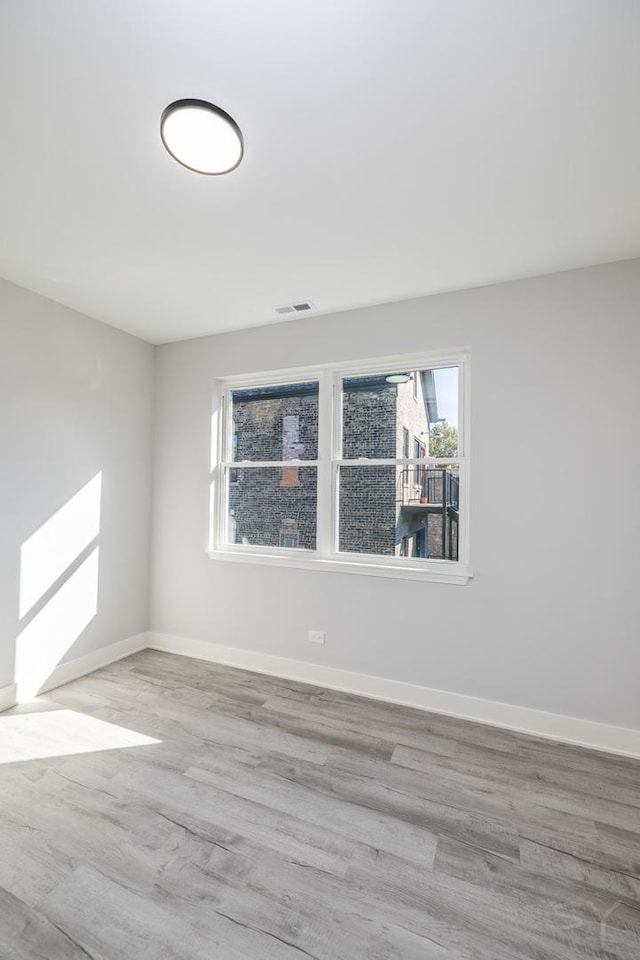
338 463 397 555
339 385 397 554
229 390 318 549
229 383 399 554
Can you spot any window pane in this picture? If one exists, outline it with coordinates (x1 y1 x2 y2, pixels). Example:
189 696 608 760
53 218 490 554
338 464 459 561
228 466 316 549
231 382 318 461
341 376 398 459
341 367 458 459
398 463 460 561
429 367 459 458
338 464 399 556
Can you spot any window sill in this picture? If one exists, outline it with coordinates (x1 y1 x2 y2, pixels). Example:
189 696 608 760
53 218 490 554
207 549 472 585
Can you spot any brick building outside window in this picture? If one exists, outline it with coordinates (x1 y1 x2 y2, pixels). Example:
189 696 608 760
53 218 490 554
226 366 459 562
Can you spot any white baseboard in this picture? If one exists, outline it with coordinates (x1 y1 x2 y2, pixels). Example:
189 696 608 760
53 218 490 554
10 628 639 759
147 632 640 760
0 682 17 713
21 633 149 700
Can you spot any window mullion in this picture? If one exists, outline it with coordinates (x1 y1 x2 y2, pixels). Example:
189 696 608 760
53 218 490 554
316 370 334 556
332 458 459 466
221 460 319 468
217 389 233 544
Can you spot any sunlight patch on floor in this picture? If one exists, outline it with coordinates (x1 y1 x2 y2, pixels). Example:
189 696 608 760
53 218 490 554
0 709 160 764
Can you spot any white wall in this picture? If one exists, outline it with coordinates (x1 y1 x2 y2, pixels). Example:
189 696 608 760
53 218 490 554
0 279 154 697
150 260 640 731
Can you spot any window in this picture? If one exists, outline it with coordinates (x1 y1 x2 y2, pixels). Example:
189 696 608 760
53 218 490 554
224 381 318 549
212 353 470 584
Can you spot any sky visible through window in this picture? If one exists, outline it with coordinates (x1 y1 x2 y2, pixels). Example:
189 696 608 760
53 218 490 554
433 367 458 428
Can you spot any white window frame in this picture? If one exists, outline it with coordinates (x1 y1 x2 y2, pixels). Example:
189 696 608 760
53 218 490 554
208 350 472 584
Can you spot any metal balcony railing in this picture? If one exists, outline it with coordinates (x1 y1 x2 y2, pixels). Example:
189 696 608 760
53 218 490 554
399 467 459 513
398 467 459 561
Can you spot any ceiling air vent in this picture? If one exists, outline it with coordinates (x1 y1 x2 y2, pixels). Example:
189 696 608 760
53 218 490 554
275 301 315 315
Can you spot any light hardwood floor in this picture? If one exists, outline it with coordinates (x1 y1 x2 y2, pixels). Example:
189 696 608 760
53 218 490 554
0 649 639 959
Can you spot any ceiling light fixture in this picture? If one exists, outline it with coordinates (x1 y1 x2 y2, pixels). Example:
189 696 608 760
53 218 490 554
160 99 243 175
385 373 412 384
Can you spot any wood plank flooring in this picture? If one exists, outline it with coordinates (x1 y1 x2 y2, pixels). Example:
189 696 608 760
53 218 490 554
0 649 639 959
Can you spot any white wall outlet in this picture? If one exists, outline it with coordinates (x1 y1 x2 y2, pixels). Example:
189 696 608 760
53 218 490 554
308 630 325 644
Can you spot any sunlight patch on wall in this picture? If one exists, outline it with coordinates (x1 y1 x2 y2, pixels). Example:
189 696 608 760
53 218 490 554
19 473 102 619
0 709 160 764
15 548 100 699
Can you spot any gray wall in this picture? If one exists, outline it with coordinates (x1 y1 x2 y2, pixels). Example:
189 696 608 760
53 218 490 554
150 259 640 730
0 279 154 694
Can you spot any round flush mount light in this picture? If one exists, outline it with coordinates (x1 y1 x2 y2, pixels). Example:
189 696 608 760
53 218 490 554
160 99 243 175
385 373 412 384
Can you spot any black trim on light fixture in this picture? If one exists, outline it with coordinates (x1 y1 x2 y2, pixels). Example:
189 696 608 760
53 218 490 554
160 98 244 175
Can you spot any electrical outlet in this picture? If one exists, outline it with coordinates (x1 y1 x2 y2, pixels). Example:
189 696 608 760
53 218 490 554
308 630 325 644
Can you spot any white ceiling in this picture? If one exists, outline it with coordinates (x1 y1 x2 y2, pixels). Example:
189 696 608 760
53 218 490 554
0 1 639 344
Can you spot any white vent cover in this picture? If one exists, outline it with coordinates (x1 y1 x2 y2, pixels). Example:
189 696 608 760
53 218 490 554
275 301 315 315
